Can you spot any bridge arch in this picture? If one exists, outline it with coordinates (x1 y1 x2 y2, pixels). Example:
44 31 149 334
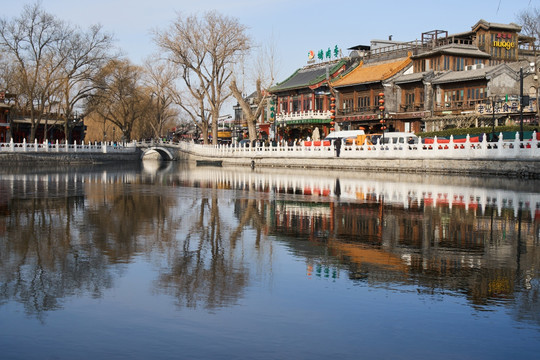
141 147 176 161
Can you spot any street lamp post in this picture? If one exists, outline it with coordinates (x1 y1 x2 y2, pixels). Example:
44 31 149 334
519 67 524 141
491 97 496 141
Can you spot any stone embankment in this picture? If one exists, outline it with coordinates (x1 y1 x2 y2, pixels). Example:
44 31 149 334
182 151 540 179
0 151 141 164
174 135 540 179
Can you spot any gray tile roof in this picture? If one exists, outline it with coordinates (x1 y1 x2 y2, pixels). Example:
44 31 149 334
413 44 490 59
432 68 489 84
270 60 346 92
394 72 428 84
471 19 521 32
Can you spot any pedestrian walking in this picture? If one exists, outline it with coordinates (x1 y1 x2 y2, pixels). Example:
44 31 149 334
334 138 341 157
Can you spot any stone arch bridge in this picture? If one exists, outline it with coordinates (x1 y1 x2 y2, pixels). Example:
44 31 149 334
137 141 188 161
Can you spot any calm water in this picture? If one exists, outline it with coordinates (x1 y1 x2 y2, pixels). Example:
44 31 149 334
0 161 539 360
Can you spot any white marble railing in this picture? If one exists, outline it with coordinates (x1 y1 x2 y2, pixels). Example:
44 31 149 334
276 110 332 122
8 133 536 161
0 139 138 154
174 131 540 160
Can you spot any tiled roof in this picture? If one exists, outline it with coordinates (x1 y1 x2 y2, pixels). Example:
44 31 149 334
394 71 430 84
412 44 490 59
472 19 521 32
432 63 521 85
332 57 411 88
269 60 347 92
432 68 488 84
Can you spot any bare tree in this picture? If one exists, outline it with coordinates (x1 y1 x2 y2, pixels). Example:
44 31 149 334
229 39 278 142
86 59 149 142
517 6 540 120
230 79 266 142
0 53 17 92
0 3 69 141
169 66 212 143
155 11 251 145
517 6 540 59
59 24 115 143
143 58 179 139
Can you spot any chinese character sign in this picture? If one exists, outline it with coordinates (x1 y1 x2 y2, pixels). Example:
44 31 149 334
476 100 528 115
309 46 341 62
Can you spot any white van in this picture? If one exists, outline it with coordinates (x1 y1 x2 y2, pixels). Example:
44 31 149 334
379 132 419 149
324 130 365 141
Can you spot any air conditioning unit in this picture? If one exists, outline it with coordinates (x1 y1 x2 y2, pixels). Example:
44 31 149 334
475 63 484 70
465 65 474 71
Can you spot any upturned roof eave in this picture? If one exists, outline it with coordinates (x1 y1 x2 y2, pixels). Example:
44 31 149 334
269 59 348 93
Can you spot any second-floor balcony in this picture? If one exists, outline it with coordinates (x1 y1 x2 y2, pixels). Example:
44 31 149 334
400 103 425 112
435 99 489 112
276 110 332 125
337 106 379 117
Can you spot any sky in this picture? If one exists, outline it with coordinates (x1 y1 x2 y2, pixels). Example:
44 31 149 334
3 0 538 90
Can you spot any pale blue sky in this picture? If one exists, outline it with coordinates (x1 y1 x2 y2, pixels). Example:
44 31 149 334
3 0 538 85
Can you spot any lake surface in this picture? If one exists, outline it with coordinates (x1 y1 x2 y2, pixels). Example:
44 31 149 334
0 161 539 360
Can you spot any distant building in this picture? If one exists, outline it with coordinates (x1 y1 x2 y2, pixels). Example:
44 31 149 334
0 91 85 143
266 19 538 138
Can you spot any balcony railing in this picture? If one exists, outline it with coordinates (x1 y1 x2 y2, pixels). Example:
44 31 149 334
434 99 488 111
399 104 425 112
337 106 378 116
276 110 332 123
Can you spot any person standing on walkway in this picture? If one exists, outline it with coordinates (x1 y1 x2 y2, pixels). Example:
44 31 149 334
334 138 342 157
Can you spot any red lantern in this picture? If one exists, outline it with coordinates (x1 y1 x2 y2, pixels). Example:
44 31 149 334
379 106 385 111
330 121 335 125
330 115 335 120
330 109 335 114
330 97 336 102
378 92 384 97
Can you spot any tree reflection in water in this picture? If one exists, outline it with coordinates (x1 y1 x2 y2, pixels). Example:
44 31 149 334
155 193 250 310
0 163 539 327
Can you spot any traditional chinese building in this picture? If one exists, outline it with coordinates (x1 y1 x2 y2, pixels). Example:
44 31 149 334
331 56 413 133
269 57 353 142
0 97 85 144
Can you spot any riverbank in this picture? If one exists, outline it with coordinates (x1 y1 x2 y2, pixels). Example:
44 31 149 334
185 152 540 179
0 151 141 164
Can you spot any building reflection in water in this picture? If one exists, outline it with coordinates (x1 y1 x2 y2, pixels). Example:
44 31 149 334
178 166 539 315
0 163 538 326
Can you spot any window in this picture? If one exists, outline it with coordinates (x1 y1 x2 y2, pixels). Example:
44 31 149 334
314 96 324 111
280 98 288 113
357 96 370 110
343 98 353 112
292 96 300 112
303 96 312 111
455 57 464 71
406 92 415 105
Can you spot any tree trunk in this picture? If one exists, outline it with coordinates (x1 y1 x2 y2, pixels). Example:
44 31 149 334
211 110 219 145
